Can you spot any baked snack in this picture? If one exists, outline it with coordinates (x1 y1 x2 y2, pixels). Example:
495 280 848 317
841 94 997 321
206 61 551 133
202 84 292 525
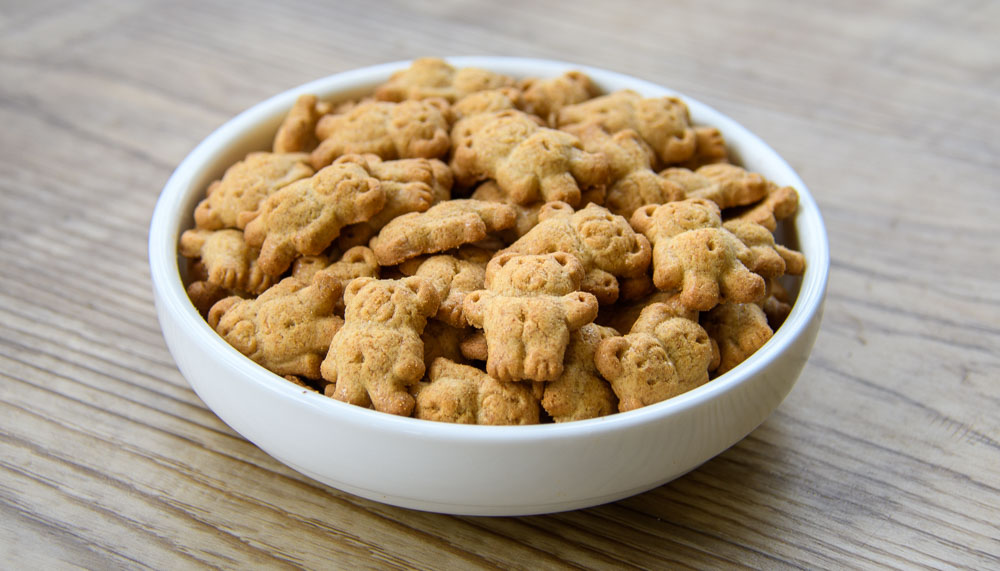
321 276 440 415
502 201 651 304
413 358 540 425
630 198 766 310
595 303 716 411
463 252 599 382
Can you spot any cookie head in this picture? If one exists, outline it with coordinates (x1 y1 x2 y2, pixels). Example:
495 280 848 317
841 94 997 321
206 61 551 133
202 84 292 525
343 276 439 326
572 204 651 274
485 252 584 296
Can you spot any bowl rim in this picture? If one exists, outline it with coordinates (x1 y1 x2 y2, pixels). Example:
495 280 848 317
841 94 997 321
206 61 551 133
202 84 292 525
149 56 830 442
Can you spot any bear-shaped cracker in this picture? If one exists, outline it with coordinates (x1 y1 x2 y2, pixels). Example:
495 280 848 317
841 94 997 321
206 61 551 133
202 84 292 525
310 99 451 169
208 274 345 379
595 302 715 411
194 152 314 230
398 246 493 328
462 252 599 382
413 358 540 425
540 323 619 422
701 302 773 375
502 201 652 305
370 199 516 266
557 89 697 166
374 58 515 103
242 161 386 277
179 228 275 295
450 109 610 206
630 198 765 311
320 276 440 416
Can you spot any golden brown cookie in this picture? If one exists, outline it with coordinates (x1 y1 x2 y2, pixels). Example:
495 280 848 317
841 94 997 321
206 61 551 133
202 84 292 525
194 152 314 230
567 124 685 218
398 246 493 327
469 180 543 243
540 323 619 422
519 70 600 125
595 303 715 411
413 358 540 425
370 199 516 266
729 181 799 232
463 252 599 382
701 302 773 375
179 228 274 294
557 89 697 166
630 198 766 311
320 276 441 416
208 276 344 379
273 94 332 153
660 163 767 210
374 58 515 103
502 201 652 305
310 99 451 168
450 109 610 206
242 161 386 276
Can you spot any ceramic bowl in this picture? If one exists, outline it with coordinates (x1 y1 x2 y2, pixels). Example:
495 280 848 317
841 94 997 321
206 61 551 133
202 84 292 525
149 57 829 516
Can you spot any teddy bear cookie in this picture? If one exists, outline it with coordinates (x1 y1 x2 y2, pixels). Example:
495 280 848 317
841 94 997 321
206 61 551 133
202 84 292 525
557 89 697 166
320 276 440 415
729 181 800 232
413 358 540 425
722 218 806 279
567 124 686 218
242 161 386 276
208 274 345 379
540 323 619 422
519 70 601 126
462 252 599 382
374 57 515 103
193 152 314 231
630 198 766 311
310 99 452 169
701 302 773 375
595 303 716 411
330 153 453 247
660 163 768 211
272 94 333 154
450 109 610 206
398 246 493 328
179 228 275 295
502 201 652 305
370 199 517 266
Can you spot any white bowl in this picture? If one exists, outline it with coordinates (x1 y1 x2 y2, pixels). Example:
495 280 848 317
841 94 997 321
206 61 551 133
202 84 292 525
149 57 829 516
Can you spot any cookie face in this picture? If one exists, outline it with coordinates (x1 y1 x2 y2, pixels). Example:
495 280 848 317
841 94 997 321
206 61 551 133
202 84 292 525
595 308 715 412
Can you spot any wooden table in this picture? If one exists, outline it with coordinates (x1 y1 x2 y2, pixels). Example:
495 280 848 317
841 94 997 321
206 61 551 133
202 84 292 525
2 0 997 568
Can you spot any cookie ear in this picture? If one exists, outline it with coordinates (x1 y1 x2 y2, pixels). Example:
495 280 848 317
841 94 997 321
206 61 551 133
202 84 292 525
629 204 657 234
402 276 441 316
595 336 628 381
484 251 518 288
344 276 375 305
538 200 573 222
341 245 378 267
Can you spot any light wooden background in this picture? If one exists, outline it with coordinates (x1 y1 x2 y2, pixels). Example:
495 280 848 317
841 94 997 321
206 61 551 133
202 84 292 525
2 0 998 568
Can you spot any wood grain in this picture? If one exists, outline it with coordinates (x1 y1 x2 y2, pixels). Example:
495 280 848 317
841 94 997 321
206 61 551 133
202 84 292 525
1 0 998 568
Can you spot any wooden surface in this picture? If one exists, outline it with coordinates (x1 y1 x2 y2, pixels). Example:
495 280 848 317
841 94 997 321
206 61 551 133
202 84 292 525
2 0 998 568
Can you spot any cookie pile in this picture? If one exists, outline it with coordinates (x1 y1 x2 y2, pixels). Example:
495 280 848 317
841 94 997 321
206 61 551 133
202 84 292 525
180 58 805 424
